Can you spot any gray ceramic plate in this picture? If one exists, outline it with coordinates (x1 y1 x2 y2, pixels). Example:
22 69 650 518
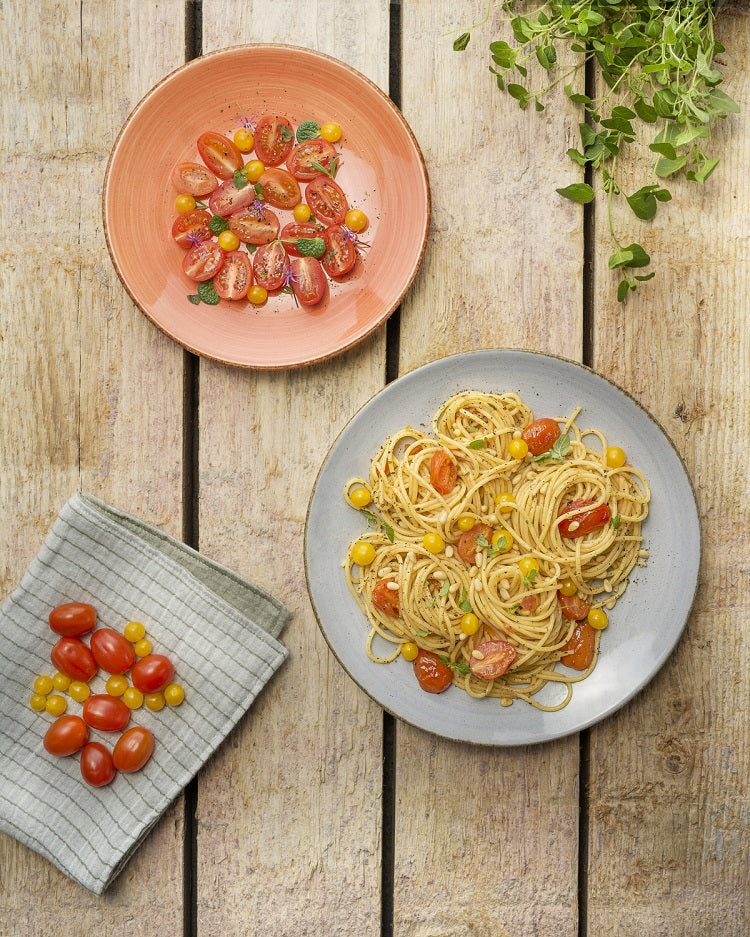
304 350 700 745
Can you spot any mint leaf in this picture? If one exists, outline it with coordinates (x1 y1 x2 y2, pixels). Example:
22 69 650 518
233 168 248 189
296 237 326 258
468 439 485 450
531 432 570 463
296 120 321 142
197 281 220 305
209 214 230 234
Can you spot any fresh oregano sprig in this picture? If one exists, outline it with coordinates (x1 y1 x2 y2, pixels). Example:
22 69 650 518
452 0 738 301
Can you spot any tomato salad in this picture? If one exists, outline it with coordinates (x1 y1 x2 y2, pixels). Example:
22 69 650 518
171 117 370 309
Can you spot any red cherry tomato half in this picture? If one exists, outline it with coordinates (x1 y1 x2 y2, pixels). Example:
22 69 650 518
82 694 131 731
208 176 262 217
182 240 225 282
321 223 357 278
48 602 97 637
290 256 327 306
131 654 175 693
561 622 596 670
371 579 400 618
413 649 453 693
305 175 349 225
429 449 458 495
456 523 493 565
171 209 213 248
253 240 290 291
80 741 116 787
196 130 244 180
43 715 88 757
521 418 561 456
558 499 612 538
557 591 591 621
113 726 155 773
253 114 295 167
214 250 253 300
171 161 218 197
286 139 338 181
257 168 301 210
468 640 517 680
50 637 97 682
228 206 280 245
89 627 136 675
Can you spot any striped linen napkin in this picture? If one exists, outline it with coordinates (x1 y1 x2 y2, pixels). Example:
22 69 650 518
0 492 289 894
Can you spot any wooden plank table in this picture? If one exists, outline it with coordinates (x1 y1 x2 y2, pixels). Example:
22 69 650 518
1 1 748 934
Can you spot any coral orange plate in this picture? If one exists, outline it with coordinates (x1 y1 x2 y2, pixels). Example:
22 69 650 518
103 44 430 369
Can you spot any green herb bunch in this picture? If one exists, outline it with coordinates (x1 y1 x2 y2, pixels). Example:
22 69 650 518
453 0 738 301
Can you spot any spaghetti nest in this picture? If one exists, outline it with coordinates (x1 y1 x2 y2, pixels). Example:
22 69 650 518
343 391 650 711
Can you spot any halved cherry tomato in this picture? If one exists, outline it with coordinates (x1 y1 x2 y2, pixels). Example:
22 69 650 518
43 715 88 757
50 637 97 682
520 594 539 611
90 627 136 675
321 223 356 278
469 640 517 680
521 418 561 456
558 499 612 538
257 168 301 210
196 131 244 180
429 449 458 495
82 694 131 732
557 591 591 621
253 240 290 291
286 139 338 181
80 742 116 787
171 209 213 248
456 523 493 564
48 602 96 637
113 726 154 773
208 176 262 217
253 114 295 166
290 256 327 306
561 622 596 670
131 654 175 693
228 206 280 245
280 222 323 257
413 649 453 693
182 241 225 282
305 175 349 225
171 161 218 197
372 579 400 617
214 250 253 300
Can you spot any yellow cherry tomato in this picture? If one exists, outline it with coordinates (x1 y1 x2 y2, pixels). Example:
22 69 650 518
164 683 185 707
422 532 445 554
29 693 47 712
492 529 514 553
134 638 152 658
244 159 265 182
349 486 372 508
68 681 90 702
293 202 312 222
495 492 516 512
122 687 144 710
460 612 480 635
518 556 539 578
508 438 529 460
401 641 419 661
559 578 577 597
124 620 146 643
217 230 241 251
52 671 71 691
45 694 67 716
457 514 476 532
233 128 255 152
33 675 53 696
247 285 268 306
175 193 197 214
588 608 609 630
606 446 627 469
344 209 368 233
106 674 129 697
145 692 166 712
320 121 342 143
351 541 377 566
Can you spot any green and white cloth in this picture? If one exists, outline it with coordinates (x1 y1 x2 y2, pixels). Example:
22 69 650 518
0 493 289 894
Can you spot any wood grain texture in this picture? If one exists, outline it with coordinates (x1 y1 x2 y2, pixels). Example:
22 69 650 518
0 1 186 932
588 2 750 934
195 3 390 935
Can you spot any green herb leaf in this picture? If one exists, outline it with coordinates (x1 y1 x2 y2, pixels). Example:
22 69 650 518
187 294 201 305
610 514 621 529
233 168 248 190
453 32 471 52
209 214 230 234
458 589 472 613
438 581 450 597
556 183 595 204
280 125 294 142
531 432 571 463
468 438 485 450
310 157 338 179
296 120 321 142
296 237 326 259
197 280 220 305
